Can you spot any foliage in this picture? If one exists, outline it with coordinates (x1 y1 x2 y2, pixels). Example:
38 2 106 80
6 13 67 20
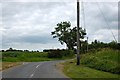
81 48 120 74
2 50 75 62
81 40 120 54
2 51 21 57
51 21 86 50
60 48 119 79
2 51 52 62
108 41 120 49
48 49 74 58
89 40 119 50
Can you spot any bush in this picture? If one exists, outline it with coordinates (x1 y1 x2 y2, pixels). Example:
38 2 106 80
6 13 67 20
48 49 74 58
81 48 120 74
2 51 21 57
48 50 63 58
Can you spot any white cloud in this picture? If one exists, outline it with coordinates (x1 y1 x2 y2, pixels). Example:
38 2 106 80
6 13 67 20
1 1 119 51
88 29 118 43
1 0 119 2
2 41 66 51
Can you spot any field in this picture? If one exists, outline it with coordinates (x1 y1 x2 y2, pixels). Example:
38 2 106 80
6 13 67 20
1 51 75 62
60 48 120 79
2 51 55 62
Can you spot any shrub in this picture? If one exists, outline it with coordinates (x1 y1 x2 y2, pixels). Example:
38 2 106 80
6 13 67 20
2 51 21 57
81 48 120 74
48 50 63 58
48 49 74 58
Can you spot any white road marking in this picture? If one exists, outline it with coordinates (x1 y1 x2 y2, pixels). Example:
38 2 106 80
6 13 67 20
23 62 28 65
30 64 42 78
36 65 40 68
30 73 34 78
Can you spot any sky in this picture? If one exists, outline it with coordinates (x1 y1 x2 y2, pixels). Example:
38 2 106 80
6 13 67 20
0 0 119 51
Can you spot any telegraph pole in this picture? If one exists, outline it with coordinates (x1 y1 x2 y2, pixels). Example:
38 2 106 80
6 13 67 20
76 0 80 65
87 37 88 52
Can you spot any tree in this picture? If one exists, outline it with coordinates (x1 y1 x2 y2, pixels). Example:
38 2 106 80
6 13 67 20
51 21 86 50
108 41 119 49
9 48 13 51
6 48 13 51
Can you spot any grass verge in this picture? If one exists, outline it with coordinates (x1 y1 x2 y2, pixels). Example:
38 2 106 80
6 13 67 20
59 61 119 79
58 48 119 79
1 62 21 71
81 48 120 74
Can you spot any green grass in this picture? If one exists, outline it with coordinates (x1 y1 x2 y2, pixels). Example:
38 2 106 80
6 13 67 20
62 61 119 79
2 51 75 62
60 48 119 79
81 48 120 74
2 51 53 62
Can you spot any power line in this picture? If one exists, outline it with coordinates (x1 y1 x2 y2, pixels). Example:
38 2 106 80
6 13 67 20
95 1 117 42
81 1 86 30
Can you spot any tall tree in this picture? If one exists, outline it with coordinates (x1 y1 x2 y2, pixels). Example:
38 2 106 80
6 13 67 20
51 21 86 50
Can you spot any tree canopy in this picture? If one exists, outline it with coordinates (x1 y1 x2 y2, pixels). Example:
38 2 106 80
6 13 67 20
51 21 86 50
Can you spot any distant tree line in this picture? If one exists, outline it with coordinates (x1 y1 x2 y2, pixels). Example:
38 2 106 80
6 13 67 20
43 40 120 55
1 48 39 52
81 40 120 54
1 48 75 59
43 49 74 58
89 40 119 49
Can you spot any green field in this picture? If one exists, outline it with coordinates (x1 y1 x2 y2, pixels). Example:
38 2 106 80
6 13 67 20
1 51 75 62
1 51 57 62
60 48 119 79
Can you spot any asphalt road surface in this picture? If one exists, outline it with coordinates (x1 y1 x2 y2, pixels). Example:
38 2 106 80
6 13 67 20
2 60 70 79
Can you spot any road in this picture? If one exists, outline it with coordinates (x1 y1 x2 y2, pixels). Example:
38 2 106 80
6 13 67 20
2 60 70 80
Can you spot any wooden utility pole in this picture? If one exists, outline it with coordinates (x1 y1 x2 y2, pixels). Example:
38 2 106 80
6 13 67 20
76 0 80 65
87 37 88 52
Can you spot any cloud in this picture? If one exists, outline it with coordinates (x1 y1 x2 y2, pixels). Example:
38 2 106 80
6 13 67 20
2 42 66 51
83 2 118 43
1 0 119 2
1 1 119 51
88 29 118 43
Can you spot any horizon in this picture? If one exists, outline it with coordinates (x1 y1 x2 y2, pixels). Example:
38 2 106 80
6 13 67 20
0 40 118 52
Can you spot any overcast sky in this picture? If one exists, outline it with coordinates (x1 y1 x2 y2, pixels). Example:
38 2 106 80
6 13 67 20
0 0 119 51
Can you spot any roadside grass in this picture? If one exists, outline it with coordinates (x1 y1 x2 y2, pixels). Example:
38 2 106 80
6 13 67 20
81 48 120 74
2 62 21 71
61 61 119 79
0 62 1 71
59 48 119 79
